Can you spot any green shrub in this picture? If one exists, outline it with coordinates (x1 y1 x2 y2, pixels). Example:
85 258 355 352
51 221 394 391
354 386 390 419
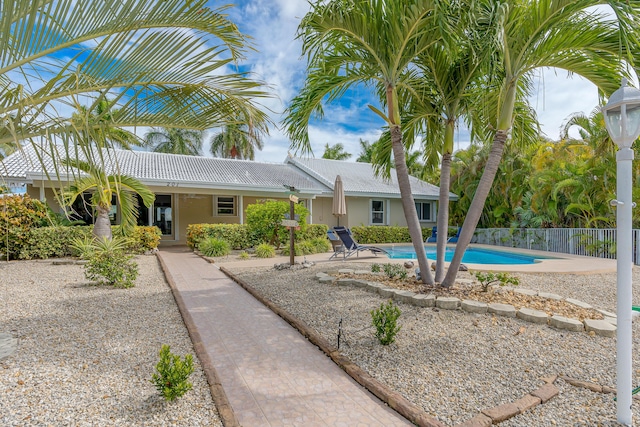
309 237 331 253
198 237 230 257
115 226 162 254
281 237 331 256
473 271 520 292
298 224 328 241
0 194 50 260
254 243 276 258
350 226 430 244
245 200 309 248
371 263 381 273
151 344 194 401
81 237 139 288
186 223 254 250
238 250 250 260
382 263 407 280
371 300 402 345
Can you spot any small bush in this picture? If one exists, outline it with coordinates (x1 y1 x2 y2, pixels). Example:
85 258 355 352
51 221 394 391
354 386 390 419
473 271 520 292
371 263 381 273
82 237 139 288
198 237 230 257
309 237 331 253
186 223 255 250
151 344 194 401
245 200 309 248
255 243 275 258
382 263 407 280
351 226 431 244
238 251 250 260
371 300 402 345
0 194 50 260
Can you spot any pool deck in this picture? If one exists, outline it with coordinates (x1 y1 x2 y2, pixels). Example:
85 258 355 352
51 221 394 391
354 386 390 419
211 244 617 275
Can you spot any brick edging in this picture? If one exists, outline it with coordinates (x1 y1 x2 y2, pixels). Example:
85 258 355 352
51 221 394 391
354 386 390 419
559 374 640 400
156 253 240 427
220 265 446 427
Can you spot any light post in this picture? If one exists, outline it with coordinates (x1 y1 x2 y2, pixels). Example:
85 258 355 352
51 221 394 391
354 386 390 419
602 78 640 426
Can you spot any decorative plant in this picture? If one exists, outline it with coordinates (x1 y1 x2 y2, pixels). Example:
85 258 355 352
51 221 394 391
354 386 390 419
473 271 520 292
74 236 139 288
371 263 381 273
198 237 230 257
238 250 250 260
382 263 407 280
371 300 401 345
151 345 194 401
254 243 275 258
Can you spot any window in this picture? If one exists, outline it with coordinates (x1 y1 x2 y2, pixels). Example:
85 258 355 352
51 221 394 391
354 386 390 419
415 201 433 221
370 199 386 225
215 196 237 216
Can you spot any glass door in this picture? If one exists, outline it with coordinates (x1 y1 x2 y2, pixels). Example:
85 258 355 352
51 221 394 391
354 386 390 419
153 194 173 239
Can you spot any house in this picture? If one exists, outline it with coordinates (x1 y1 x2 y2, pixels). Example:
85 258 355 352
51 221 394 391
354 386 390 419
0 145 456 244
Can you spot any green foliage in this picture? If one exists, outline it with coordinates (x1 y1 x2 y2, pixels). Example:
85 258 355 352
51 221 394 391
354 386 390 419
151 345 194 402
0 194 50 260
371 300 401 346
254 243 276 258
371 263 381 273
198 237 230 257
238 250 250 260
473 271 520 292
382 263 407 280
82 237 139 288
245 200 309 248
117 226 162 254
281 237 331 256
351 226 430 244
186 223 255 250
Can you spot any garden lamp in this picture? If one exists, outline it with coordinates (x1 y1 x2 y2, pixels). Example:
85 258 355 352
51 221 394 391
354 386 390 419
602 78 640 426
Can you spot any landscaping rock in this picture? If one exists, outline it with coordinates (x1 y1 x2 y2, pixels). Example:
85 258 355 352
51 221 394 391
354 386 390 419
517 307 548 324
583 319 616 338
436 297 461 310
411 294 435 307
488 303 516 318
549 315 584 332
565 298 592 309
461 300 488 314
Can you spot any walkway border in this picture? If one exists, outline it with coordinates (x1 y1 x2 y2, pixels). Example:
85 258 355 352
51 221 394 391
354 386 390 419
157 254 239 427
220 265 445 427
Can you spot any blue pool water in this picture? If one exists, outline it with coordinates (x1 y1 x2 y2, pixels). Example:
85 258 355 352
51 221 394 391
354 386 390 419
386 246 550 265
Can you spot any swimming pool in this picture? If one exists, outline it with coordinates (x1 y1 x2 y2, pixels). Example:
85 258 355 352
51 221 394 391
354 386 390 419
385 246 552 265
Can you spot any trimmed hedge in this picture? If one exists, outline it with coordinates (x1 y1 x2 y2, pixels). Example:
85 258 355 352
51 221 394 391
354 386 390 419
350 226 431 244
18 225 161 260
186 223 329 250
0 194 50 260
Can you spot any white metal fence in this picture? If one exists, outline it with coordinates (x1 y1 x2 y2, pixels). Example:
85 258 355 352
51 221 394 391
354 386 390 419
473 228 640 265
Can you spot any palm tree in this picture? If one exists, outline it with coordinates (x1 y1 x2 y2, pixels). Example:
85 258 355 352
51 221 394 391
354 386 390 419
62 159 155 240
322 143 352 160
0 0 271 162
145 127 204 156
284 0 442 285
72 99 143 150
356 139 374 163
441 1 634 286
210 120 265 160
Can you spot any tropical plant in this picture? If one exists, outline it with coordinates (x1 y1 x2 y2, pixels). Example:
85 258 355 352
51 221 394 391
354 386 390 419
245 200 309 248
473 271 519 293
62 158 155 240
284 0 441 284
210 116 266 160
355 139 375 163
71 99 143 150
198 237 230 257
254 243 276 258
151 344 194 401
442 1 634 286
371 300 401 346
81 236 139 288
321 143 352 160
145 127 204 156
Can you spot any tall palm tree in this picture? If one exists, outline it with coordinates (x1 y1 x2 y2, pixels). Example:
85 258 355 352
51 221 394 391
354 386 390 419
210 119 265 160
62 159 155 240
355 139 375 163
145 127 204 156
322 143 352 160
441 0 634 286
0 0 271 163
72 99 143 150
284 0 443 285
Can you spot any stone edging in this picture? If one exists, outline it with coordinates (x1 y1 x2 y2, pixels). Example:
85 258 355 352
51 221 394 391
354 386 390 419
156 253 240 427
220 265 562 427
321 269 617 338
559 374 640 401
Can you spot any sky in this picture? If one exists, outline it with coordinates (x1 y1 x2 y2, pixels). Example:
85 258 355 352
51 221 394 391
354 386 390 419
210 1 602 163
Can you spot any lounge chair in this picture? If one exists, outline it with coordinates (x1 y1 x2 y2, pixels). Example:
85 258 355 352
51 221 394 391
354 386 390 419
327 229 345 260
447 227 462 243
333 227 389 259
426 226 438 243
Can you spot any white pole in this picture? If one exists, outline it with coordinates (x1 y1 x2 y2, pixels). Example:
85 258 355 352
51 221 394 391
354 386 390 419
616 145 634 426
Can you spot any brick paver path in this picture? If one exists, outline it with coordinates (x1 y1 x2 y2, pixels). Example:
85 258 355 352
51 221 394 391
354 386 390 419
157 248 411 426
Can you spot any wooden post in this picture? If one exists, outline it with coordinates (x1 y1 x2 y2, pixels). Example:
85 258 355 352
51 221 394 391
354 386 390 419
290 198 295 266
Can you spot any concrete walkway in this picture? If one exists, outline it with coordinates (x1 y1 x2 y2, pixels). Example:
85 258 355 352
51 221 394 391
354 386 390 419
157 247 411 427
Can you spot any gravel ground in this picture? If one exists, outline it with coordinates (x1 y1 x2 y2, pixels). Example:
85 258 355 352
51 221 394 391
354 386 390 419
0 255 221 427
228 260 640 426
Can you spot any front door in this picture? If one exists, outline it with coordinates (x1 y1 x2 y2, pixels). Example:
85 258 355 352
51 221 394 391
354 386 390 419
153 194 174 240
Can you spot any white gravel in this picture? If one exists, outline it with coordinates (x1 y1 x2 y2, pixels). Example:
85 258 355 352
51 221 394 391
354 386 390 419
228 261 640 426
0 256 221 427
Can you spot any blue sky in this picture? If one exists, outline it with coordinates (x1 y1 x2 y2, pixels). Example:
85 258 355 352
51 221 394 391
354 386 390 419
215 0 603 163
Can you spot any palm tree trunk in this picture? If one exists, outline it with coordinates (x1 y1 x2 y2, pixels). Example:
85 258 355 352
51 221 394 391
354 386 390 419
441 129 508 287
93 205 113 240
435 151 451 282
390 125 435 285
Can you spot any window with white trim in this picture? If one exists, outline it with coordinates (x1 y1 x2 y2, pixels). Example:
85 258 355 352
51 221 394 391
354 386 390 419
214 196 237 216
415 201 433 221
370 199 386 225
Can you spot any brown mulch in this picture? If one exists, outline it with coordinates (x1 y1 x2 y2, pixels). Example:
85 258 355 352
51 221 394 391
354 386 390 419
336 273 604 321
